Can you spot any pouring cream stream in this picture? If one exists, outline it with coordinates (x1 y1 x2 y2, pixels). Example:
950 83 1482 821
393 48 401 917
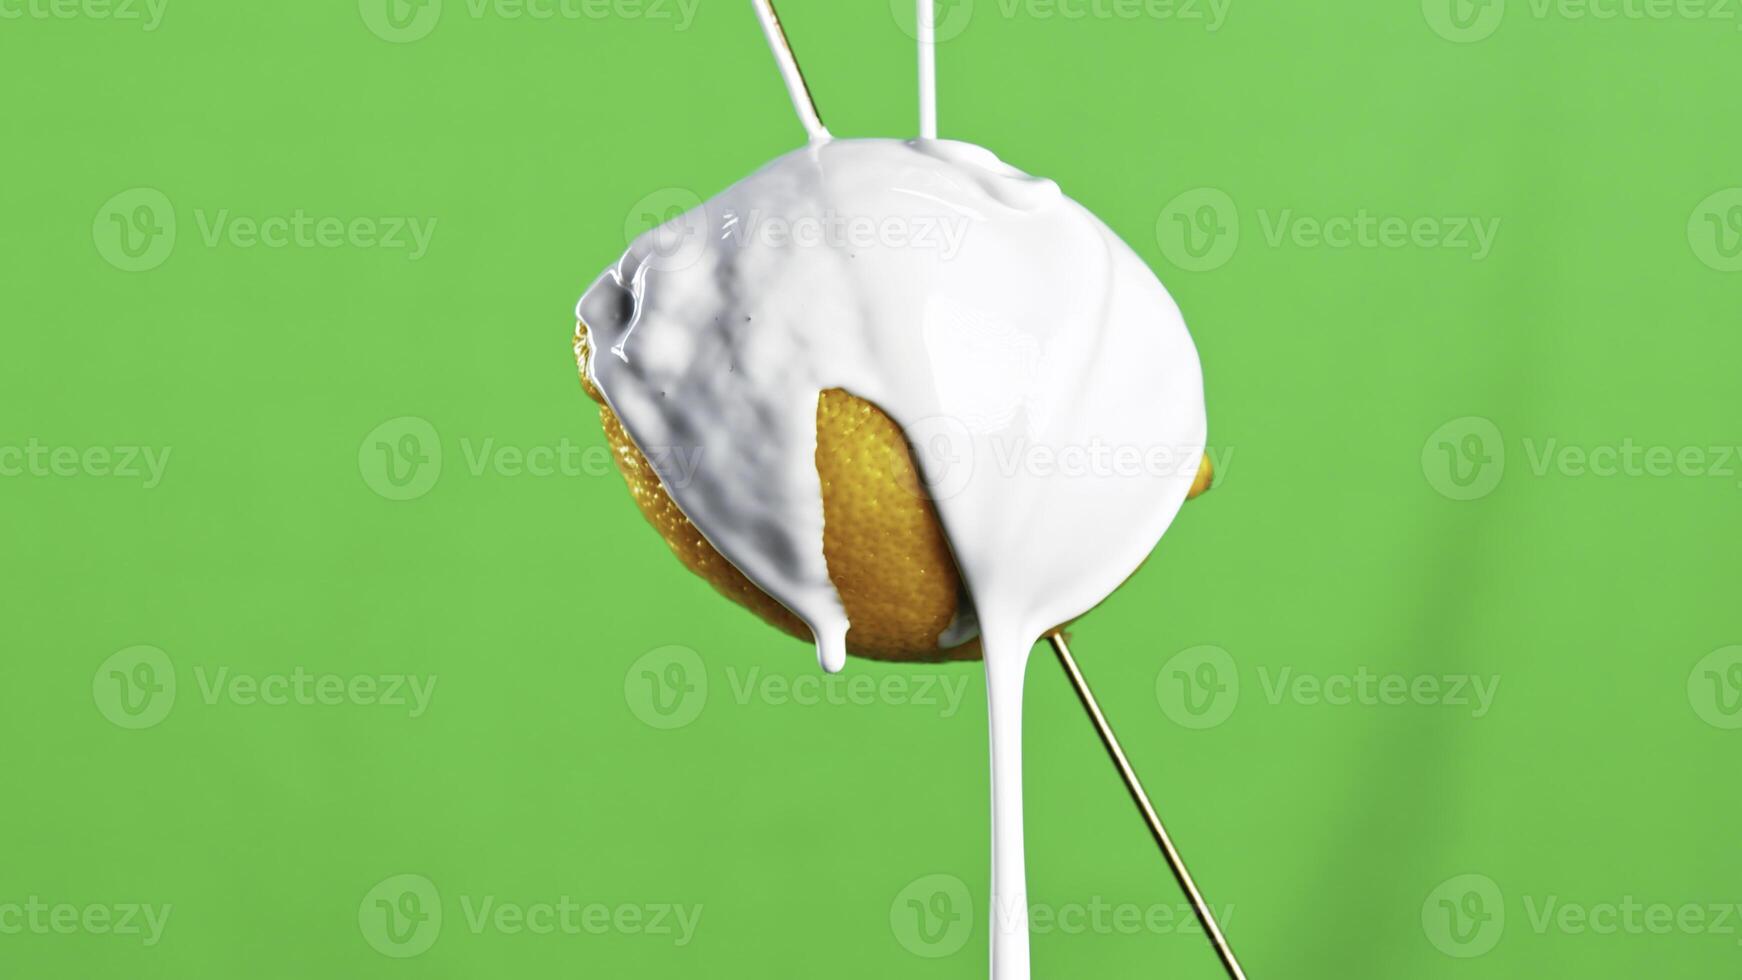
576 9 1206 977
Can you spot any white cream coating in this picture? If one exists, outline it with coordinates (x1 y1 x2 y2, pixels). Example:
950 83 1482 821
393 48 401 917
577 138 1206 978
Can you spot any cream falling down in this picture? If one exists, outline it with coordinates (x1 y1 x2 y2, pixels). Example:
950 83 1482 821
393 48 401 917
575 7 1207 980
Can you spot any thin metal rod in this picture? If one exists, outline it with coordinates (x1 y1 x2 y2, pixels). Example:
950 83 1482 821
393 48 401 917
1047 631 1250 980
751 0 830 142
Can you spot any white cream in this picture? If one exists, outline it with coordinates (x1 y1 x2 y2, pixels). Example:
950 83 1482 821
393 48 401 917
577 137 1205 978
581 10 1209 976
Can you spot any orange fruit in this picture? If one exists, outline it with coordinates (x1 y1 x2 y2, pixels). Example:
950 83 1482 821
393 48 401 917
576 319 1211 662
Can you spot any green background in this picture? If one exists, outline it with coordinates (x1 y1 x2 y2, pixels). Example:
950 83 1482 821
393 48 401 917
4 0 1740 976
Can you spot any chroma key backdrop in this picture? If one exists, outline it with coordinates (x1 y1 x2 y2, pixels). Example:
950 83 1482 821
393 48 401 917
3 1 1741 978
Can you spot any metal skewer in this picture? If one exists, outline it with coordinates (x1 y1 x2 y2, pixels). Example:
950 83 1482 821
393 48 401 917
751 0 830 141
1047 630 1250 980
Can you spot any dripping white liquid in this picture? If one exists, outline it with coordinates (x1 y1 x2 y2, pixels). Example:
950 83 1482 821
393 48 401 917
578 13 1205 980
918 0 938 139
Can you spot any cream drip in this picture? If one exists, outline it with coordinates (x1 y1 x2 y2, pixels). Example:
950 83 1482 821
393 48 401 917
577 136 1205 978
